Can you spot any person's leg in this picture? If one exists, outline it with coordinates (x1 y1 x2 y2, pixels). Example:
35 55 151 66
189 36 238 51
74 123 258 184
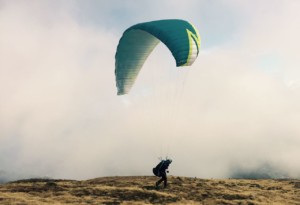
162 172 167 188
156 171 166 187
156 177 164 186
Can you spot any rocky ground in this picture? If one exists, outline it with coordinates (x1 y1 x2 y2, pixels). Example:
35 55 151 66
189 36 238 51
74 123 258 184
0 176 299 204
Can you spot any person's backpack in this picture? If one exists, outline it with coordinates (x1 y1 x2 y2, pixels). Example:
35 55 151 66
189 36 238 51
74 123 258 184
152 161 164 177
152 167 160 177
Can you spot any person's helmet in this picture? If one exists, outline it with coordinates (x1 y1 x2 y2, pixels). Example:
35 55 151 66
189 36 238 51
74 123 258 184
166 159 172 164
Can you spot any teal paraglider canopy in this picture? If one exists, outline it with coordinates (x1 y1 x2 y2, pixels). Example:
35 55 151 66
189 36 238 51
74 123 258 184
115 19 201 95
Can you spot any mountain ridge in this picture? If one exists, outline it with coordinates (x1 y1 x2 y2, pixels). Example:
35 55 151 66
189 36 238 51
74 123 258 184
0 176 299 204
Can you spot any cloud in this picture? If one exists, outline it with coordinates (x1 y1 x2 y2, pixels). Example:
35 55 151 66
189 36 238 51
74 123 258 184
0 0 119 179
0 0 300 182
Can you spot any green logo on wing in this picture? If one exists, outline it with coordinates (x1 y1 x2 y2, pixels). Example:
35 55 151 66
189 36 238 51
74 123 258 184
184 27 201 66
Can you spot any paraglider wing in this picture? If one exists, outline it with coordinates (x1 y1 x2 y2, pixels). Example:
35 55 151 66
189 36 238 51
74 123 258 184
115 19 201 95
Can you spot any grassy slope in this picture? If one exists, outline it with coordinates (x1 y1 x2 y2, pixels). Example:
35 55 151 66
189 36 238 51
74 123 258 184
0 176 299 204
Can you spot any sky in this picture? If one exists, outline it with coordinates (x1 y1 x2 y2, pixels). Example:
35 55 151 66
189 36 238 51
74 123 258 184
1 0 300 182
